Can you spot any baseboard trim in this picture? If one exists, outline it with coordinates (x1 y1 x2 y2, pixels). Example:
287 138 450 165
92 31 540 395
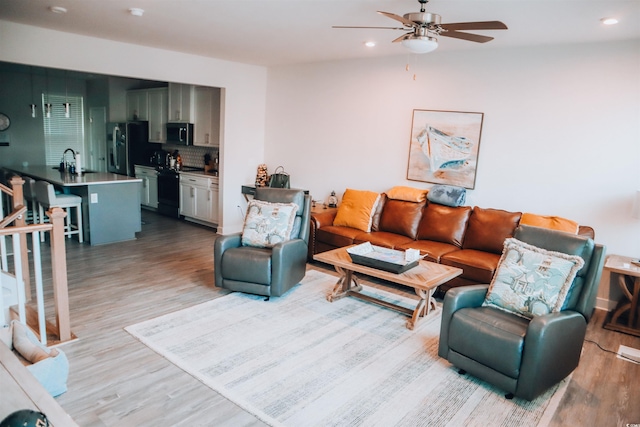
595 297 617 312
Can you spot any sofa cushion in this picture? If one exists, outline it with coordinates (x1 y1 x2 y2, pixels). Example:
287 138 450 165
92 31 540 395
463 207 521 254
440 249 501 283
353 231 416 250
386 186 428 203
333 189 381 232
222 246 273 285
520 213 579 234
241 199 298 248
417 203 471 247
316 225 362 248
397 240 459 263
377 199 425 239
449 306 529 379
482 238 585 318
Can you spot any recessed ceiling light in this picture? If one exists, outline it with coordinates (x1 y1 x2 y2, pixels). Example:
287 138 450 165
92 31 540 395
129 8 144 17
601 17 619 25
364 41 376 48
49 6 67 14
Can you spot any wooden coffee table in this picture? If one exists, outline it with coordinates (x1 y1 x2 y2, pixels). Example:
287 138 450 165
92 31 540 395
314 245 463 330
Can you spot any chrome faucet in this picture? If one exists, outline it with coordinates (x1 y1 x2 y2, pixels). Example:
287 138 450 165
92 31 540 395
61 148 77 173
63 148 76 160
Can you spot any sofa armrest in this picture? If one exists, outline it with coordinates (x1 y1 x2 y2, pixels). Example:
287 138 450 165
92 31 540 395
308 209 339 261
517 310 587 400
438 284 489 358
213 232 242 287
312 209 338 229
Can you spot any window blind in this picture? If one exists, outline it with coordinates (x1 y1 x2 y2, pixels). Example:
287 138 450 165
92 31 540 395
43 93 85 166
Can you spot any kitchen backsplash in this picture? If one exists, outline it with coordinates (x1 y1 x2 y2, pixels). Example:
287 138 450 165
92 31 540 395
164 144 218 169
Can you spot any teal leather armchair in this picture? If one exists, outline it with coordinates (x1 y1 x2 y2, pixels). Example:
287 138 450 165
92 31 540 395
438 225 606 400
214 187 311 298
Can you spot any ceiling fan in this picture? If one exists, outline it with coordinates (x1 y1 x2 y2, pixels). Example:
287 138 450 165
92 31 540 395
333 0 508 53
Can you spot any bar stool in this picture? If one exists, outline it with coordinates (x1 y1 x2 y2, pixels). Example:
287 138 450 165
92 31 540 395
22 177 39 224
34 181 83 243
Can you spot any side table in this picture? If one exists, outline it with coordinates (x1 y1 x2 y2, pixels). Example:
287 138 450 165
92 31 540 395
603 254 640 337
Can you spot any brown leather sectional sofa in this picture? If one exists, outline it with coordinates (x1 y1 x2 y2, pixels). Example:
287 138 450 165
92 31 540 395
309 194 594 294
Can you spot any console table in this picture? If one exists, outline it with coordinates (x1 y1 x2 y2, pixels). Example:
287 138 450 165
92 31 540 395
603 254 640 337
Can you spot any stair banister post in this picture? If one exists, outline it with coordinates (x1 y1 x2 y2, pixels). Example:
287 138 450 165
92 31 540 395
10 175 31 301
48 207 71 342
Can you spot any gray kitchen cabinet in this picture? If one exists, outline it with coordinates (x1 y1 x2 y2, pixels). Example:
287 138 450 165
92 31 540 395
135 165 158 209
168 82 193 122
193 86 221 147
126 89 149 121
148 87 168 143
179 172 218 226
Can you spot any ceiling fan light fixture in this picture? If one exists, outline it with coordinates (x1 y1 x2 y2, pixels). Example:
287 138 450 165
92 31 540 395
401 36 438 54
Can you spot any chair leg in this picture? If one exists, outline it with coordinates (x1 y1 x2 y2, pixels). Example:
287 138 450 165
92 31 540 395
76 204 83 243
31 200 38 224
39 203 45 242
65 207 71 238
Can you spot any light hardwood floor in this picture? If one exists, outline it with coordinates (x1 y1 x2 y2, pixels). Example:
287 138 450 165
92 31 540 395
26 210 640 426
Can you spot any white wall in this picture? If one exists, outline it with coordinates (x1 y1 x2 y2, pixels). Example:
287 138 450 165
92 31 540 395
0 20 268 234
265 40 639 254
265 40 640 307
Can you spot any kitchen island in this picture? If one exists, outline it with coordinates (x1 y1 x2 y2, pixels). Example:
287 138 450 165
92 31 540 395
10 166 142 245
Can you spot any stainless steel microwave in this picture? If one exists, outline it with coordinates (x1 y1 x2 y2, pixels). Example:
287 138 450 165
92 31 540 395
166 123 193 145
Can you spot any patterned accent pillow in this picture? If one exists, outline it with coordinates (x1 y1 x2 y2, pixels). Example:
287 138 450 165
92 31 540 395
482 238 585 318
241 200 298 248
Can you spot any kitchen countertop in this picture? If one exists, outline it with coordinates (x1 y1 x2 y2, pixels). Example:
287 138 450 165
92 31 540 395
135 164 219 182
10 165 141 186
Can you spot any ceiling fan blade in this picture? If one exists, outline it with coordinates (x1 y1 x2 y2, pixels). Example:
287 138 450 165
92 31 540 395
377 11 417 28
440 31 494 43
391 33 412 43
440 21 508 31
332 25 405 30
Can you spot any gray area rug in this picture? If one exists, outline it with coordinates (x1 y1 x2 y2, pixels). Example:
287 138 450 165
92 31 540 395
125 270 567 426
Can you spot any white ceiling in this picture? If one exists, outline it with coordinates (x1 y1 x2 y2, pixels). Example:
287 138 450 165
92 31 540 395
1 0 639 67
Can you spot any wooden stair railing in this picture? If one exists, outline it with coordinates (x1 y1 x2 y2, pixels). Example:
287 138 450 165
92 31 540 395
0 174 74 345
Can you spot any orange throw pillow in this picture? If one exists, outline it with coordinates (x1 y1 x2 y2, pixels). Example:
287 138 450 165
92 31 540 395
386 186 428 203
333 189 381 232
520 213 579 234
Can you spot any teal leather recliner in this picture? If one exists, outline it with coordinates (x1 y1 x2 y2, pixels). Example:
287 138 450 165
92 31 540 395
438 224 606 401
214 187 311 298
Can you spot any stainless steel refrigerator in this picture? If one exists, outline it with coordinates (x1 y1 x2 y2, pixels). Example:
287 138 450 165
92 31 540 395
106 121 152 176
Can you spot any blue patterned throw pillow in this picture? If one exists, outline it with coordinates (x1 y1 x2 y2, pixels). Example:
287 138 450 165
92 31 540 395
482 238 585 318
241 199 298 248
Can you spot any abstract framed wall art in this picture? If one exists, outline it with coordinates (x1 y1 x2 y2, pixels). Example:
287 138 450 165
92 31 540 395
406 109 484 189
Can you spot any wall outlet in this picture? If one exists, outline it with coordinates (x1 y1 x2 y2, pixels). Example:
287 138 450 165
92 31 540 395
618 345 640 364
90 193 98 203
